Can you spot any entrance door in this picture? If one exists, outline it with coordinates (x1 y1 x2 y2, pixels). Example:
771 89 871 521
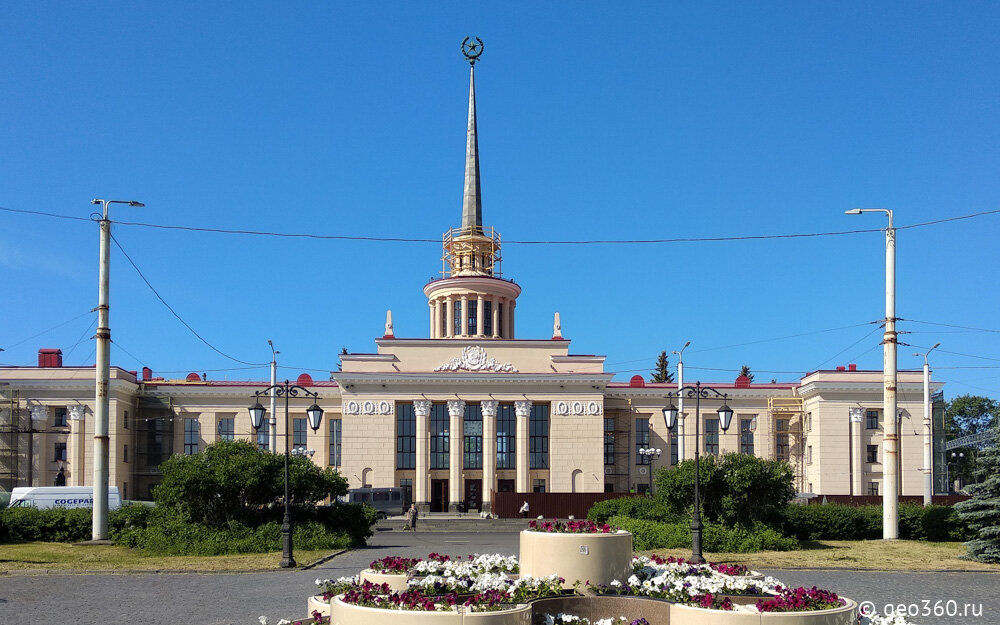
464 479 482 512
431 479 448 512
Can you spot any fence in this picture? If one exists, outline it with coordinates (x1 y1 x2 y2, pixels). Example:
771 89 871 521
805 494 970 506
493 491 640 519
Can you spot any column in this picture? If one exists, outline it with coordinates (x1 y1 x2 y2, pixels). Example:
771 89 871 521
481 400 498 511
414 399 432 511
68 405 87 486
491 297 500 338
429 300 438 338
446 296 454 338
460 295 469 337
447 399 465 511
509 300 516 339
850 407 864 496
515 399 531 492
476 294 485 337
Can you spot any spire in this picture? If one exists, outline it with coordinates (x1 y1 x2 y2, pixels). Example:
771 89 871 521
461 37 484 233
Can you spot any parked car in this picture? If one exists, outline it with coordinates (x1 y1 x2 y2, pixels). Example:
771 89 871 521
7 486 122 510
341 487 405 519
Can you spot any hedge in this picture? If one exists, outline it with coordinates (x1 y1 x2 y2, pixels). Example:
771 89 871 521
608 515 799 553
587 497 682 525
779 503 972 541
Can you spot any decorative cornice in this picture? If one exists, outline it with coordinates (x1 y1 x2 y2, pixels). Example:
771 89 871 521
344 400 393 416
554 400 603 416
435 346 518 373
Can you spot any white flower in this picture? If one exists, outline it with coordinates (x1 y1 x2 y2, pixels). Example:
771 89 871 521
276 620 291 625
258 617 267 625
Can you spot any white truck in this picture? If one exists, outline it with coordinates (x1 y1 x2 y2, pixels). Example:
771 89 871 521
7 486 122 510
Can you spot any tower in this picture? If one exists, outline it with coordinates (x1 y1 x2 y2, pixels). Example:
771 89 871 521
424 38 521 339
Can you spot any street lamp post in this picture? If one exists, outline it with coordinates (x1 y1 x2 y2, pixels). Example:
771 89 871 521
914 343 940 505
638 447 662 496
249 381 324 568
662 381 733 563
845 207 899 539
672 341 691 461
90 198 143 541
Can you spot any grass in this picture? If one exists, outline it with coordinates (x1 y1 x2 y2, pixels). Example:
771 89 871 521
648 540 1000 572
0 542 338 572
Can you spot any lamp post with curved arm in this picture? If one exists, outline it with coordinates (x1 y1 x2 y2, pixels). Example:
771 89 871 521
661 381 733 564
249 381 323 568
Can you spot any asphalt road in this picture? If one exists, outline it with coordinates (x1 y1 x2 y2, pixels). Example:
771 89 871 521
0 530 996 625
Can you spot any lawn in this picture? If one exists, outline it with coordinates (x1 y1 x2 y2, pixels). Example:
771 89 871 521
649 540 1000 571
0 542 339 572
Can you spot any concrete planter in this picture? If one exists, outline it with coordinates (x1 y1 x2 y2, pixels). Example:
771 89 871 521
360 569 411 593
308 595 330 618
530 595 671 624
519 530 632 589
668 598 859 625
330 596 531 625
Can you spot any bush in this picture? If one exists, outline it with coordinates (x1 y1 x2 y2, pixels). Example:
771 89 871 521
587 497 681 524
921 505 973 541
608 515 798 553
1 507 92 543
654 453 795 527
779 503 970 542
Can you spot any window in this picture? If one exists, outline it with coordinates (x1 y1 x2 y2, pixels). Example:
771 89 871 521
704 418 719 455
483 301 493 336
257 420 270 451
464 404 483 469
867 444 878 464
529 404 549 469
467 300 477 336
806 412 812 432
604 417 615 466
635 418 650 464
54 407 67 427
218 417 234 441
124 409 129 429
497 303 504 338
807 445 813 464
868 481 879 496
776 418 789 461
533 479 546 493
329 419 342 466
430 403 449 469
54 442 67 462
739 417 755 455
866 410 879 430
123 444 128 463
184 419 200 454
293 418 307 447
396 403 416 469
399 478 412 507
453 301 463 336
496 403 515 469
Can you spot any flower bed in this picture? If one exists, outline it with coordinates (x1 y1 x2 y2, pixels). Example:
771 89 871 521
527 519 616 534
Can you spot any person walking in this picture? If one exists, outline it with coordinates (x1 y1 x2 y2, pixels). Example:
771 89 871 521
519 500 529 518
409 504 419 531
404 504 415 531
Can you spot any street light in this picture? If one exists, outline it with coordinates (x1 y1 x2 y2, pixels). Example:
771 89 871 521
913 343 940 505
638 446 662 495
661 381 733 563
949 451 965 492
672 341 691 461
90 198 143 542
249 380 323 567
845 207 899 539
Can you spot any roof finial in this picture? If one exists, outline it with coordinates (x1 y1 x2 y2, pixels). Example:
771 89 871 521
461 36 484 66
460 37 483 233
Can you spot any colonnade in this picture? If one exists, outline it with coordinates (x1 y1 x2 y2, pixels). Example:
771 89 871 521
428 294 515 339
412 398 532 511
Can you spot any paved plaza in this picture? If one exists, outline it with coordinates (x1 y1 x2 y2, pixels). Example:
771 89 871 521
0 530 997 625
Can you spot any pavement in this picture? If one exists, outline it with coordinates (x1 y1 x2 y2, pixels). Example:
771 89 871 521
0 530 997 625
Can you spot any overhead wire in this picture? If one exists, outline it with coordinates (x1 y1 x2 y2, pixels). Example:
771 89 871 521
2 309 95 351
110 234 267 367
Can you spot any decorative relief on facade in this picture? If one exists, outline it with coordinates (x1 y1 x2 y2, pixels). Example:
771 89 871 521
30 406 47 421
481 399 499 417
514 399 532 418
413 399 432 417
344 400 393 416
849 407 864 423
447 399 466 416
554 400 603 416
434 345 518 373
68 405 85 421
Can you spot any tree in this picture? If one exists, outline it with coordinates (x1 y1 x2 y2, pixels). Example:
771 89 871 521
153 440 348 527
946 395 1000 438
650 351 674 383
739 365 754 382
954 427 1000 562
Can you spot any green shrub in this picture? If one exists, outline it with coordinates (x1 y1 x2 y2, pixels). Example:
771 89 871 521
779 503 968 542
1 507 92 543
608 515 690 551
609 515 798 553
587 497 680 524
921 505 973 541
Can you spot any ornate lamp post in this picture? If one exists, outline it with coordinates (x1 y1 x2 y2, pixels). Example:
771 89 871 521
249 381 323 568
662 381 733 563
638 447 662 496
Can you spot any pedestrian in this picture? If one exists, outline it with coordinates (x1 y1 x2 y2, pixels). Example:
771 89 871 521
404 504 415 531
519 500 529 518
409 504 419 531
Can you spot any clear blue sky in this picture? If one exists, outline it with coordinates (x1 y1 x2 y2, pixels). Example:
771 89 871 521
2 2 999 402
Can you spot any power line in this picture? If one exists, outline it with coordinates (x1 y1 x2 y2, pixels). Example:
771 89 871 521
811 326 883 371
111 234 267 367
689 321 878 354
3 205 999 246
2 310 95 350
908 344 1000 363
904 319 1000 334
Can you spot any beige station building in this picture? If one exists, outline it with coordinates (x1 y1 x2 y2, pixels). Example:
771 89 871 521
0 54 947 511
